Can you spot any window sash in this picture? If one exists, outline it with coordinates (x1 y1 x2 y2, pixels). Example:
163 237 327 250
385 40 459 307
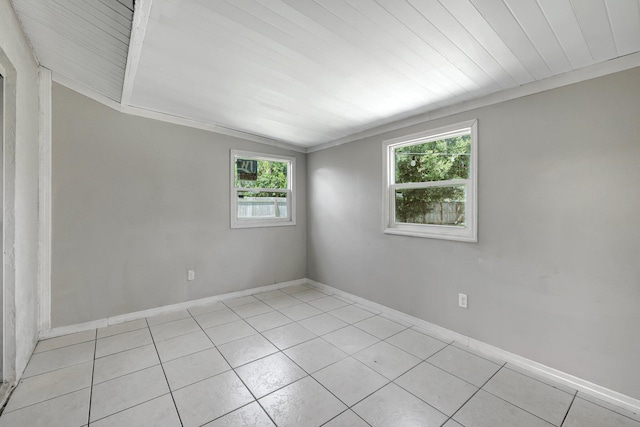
392 128 471 149
235 187 289 194
390 179 468 190
234 188 292 222
390 183 468 227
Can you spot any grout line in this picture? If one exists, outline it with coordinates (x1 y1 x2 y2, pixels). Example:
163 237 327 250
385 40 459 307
87 393 175 425
19 357 96 382
479 387 563 426
282 335 348 375
0 386 91 416
94 336 154 361
95 319 149 340
145 318 184 427
192 308 279 426
560 393 577 426
202 292 363 425
263 300 306 312
92 359 161 387
444 361 507 425
95 326 148 340
254 311 394 416
164 366 233 393
320 408 369 426
422 358 489 390
253 375 302 425
321 361 390 411
573 393 640 423
382 346 462 420
502 363 577 395
254 350 316 423
349 317 410 338
87 329 98 425
154 318 234 392
33 338 96 355
476 365 572 426
145 313 193 328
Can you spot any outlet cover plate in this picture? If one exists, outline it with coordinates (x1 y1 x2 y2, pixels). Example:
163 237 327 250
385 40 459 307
458 293 468 308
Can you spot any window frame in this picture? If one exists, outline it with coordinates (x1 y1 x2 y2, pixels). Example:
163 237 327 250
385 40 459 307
230 149 296 229
382 120 478 242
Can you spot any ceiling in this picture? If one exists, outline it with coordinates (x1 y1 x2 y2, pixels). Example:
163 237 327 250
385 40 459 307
12 0 640 148
12 0 134 101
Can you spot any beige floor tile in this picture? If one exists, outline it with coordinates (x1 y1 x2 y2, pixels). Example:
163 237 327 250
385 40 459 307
173 371 253 427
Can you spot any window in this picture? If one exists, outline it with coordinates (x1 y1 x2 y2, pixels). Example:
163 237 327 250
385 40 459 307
383 120 477 242
230 150 295 228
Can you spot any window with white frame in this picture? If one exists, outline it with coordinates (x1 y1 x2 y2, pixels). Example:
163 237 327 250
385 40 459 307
230 150 295 228
383 120 477 242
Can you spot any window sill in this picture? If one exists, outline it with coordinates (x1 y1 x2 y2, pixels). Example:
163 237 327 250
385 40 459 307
384 226 477 242
231 219 296 229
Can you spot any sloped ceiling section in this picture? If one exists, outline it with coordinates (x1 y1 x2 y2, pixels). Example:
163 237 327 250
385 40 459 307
10 0 640 148
128 0 640 147
12 0 134 102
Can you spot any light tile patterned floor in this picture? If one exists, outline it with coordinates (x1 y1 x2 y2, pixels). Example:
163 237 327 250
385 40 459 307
1 283 639 426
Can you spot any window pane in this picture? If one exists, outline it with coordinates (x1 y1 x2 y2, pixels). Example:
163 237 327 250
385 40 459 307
395 186 465 226
395 134 470 184
235 159 288 189
237 191 288 219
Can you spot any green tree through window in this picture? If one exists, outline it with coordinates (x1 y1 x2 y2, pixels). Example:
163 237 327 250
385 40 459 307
394 135 470 225
235 160 288 198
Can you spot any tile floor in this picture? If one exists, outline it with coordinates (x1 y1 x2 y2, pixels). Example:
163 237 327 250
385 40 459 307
1 283 639 426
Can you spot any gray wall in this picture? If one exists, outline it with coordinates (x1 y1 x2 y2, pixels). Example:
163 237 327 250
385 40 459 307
52 83 306 327
307 67 640 400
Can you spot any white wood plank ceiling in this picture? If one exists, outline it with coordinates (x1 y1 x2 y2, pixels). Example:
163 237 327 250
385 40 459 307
11 0 134 101
12 0 640 147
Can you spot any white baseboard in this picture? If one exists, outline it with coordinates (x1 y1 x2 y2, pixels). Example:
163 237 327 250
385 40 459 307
308 279 640 415
39 278 308 340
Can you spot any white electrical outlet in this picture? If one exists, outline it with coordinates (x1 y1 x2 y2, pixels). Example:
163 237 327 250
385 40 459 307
187 269 195 281
458 293 468 308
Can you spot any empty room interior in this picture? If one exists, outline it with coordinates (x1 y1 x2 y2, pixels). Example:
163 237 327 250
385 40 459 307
1 0 639 426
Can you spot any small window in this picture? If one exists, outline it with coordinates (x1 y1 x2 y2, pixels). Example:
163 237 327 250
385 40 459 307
383 120 477 242
230 150 295 228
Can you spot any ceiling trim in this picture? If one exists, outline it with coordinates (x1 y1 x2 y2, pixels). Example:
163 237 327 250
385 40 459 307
51 70 306 153
121 0 153 105
307 52 640 153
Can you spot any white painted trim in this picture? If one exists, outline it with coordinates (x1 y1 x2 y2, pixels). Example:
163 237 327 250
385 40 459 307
0 51 18 387
37 66 52 333
120 0 153 106
0 55 19 387
307 52 640 153
307 279 640 415
39 278 308 339
50 72 307 153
